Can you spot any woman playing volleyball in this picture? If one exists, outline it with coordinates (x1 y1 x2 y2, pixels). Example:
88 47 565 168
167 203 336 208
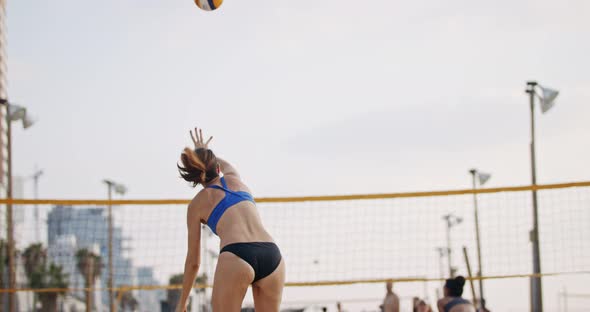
175 128 285 312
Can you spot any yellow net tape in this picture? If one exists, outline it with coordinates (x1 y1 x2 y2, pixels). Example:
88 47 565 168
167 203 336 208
1 180 589 205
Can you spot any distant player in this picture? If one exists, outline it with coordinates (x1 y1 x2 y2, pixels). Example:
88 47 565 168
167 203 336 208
416 299 433 312
175 128 285 312
437 276 475 312
382 281 400 312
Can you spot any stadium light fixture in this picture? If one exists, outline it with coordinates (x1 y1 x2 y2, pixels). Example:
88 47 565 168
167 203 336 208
539 86 559 114
104 179 127 196
23 115 35 129
477 172 491 186
7 103 35 128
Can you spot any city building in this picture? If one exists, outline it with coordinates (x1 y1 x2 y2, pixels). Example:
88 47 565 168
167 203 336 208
136 266 165 312
47 205 136 310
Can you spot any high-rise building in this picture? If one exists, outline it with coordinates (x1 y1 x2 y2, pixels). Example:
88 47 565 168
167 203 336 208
136 266 165 311
47 205 136 309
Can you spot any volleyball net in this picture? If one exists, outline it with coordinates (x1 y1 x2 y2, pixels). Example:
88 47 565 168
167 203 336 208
1 181 589 311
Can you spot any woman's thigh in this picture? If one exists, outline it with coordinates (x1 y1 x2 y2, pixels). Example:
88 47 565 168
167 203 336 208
252 259 286 312
211 252 255 312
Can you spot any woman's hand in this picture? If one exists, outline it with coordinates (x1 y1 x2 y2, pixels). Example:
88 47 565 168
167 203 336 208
190 127 213 150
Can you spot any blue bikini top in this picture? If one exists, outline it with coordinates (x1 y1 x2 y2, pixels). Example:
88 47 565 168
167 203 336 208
206 176 255 235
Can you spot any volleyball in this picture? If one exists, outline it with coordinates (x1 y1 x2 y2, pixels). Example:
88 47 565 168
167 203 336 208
195 0 223 11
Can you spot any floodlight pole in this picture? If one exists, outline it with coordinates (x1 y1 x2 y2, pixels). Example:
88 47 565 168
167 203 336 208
0 1 16 310
109 182 115 312
469 169 486 310
526 81 543 312
1 99 16 312
104 181 116 312
104 179 126 312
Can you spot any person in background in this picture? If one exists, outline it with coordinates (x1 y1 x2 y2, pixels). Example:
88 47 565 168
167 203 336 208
382 281 400 312
336 302 343 312
413 297 420 312
437 276 475 312
416 299 433 312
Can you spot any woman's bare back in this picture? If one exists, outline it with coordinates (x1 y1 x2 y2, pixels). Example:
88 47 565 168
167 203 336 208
195 175 274 248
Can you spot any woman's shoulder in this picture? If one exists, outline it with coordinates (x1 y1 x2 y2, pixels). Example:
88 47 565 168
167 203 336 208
188 189 214 216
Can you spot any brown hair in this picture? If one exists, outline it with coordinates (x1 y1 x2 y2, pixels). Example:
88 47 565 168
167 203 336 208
178 148 219 187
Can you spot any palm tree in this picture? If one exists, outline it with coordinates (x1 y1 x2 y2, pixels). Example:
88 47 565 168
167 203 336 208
34 264 69 312
23 243 68 312
167 274 184 311
23 243 46 276
194 274 207 294
23 243 47 310
166 273 204 312
76 249 102 312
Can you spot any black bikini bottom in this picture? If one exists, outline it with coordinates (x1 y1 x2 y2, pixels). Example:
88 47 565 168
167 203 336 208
220 242 282 283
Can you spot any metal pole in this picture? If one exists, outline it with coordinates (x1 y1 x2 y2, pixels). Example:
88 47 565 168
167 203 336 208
470 169 486 310
108 183 115 312
436 248 445 282
0 0 15 310
436 247 445 300
527 81 543 312
445 218 453 277
33 170 41 243
6 106 16 312
33 170 39 312
462 246 477 304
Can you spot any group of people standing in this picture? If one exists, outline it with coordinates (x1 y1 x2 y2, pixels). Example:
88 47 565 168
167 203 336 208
380 276 477 312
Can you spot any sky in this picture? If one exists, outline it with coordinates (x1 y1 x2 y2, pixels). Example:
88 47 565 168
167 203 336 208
6 0 590 311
